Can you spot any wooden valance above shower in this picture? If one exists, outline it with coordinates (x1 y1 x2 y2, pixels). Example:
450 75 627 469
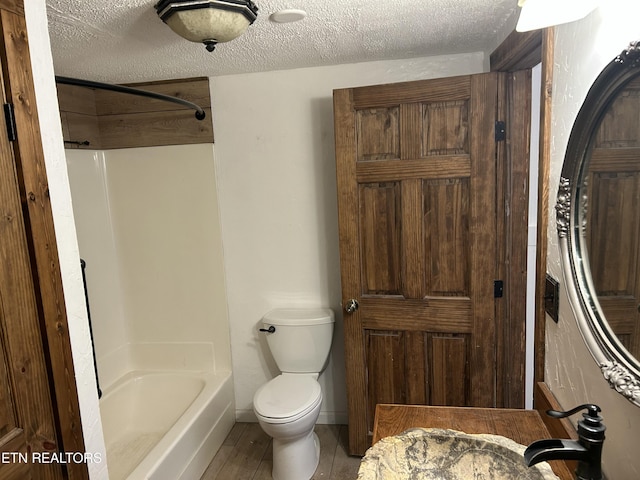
57 77 214 149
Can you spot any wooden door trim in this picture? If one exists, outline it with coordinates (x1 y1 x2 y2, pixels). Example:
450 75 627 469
0 0 21 16
493 68 533 408
534 28 554 384
333 88 370 455
505 70 533 407
468 72 500 407
0 43 62 479
491 28 555 388
495 73 508 408
0 4 88 478
490 30 543 72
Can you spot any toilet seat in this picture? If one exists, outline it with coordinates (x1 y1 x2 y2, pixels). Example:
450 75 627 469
254 375 322 424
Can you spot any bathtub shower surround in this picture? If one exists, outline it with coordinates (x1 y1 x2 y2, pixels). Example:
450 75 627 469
65 144 233 479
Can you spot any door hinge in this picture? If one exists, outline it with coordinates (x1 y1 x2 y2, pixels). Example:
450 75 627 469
494 280 504 298
4 103 17 141
495 120 506 142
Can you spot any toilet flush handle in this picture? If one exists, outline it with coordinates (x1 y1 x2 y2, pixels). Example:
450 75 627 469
344 299 359 314
259 325 276 333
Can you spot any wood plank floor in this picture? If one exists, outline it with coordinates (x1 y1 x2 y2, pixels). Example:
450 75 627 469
200 423 362 480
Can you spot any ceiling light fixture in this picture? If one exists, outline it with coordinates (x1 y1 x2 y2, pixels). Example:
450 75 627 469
155 0 259 52
516 0 598 32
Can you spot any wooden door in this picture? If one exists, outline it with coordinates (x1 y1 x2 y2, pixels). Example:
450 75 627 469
0 64 64 480
0 3 87 479
334 72 515 455
586 76 640 358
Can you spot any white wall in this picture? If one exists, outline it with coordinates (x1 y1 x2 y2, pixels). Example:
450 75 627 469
66 145 232 387
24 2 108 479
210 52 486 422
545 2 640 478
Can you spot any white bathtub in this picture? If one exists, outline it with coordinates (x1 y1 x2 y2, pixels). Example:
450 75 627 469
99 369 234 480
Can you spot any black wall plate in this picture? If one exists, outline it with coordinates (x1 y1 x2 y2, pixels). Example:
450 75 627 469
545 274 560 323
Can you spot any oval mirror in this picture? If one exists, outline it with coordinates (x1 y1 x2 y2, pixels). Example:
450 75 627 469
557 40 640 406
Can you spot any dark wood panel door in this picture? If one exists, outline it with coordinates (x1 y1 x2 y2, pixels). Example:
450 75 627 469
0 63 64 480
334 73 511 455
586 76 640 358
0 4 87 479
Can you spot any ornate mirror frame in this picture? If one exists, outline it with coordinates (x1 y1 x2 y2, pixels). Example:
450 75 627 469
557 41 640 406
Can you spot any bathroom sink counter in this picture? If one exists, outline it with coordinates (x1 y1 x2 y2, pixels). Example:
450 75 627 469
373 404 574 480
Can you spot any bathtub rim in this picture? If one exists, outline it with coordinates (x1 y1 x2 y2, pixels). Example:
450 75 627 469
99 368 233 480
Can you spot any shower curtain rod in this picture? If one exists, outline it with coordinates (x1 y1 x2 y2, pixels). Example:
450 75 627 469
55 76 207 121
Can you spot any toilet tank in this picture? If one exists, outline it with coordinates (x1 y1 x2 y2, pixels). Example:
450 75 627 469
262 308 334 373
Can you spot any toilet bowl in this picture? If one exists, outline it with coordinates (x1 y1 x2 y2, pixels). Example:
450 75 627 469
252 308 334 480
254 374 323 480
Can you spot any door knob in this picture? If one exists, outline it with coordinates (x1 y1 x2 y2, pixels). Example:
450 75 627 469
344 299 359 314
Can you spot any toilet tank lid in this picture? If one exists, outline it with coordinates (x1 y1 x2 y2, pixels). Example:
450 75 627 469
263 308 334 325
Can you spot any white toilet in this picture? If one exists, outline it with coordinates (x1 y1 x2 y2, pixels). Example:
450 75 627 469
253 308 335 480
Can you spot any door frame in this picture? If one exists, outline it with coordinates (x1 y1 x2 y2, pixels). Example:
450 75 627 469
496 69 534 408
490 28 555 389
0 3 88 479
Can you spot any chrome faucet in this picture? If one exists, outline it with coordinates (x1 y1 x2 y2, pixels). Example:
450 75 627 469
524 404 605 480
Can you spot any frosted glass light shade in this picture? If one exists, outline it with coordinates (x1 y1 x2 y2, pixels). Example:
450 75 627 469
156 0 258 51
516 0 598 32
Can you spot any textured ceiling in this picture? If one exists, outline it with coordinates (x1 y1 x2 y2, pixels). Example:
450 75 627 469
46 0 519 84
